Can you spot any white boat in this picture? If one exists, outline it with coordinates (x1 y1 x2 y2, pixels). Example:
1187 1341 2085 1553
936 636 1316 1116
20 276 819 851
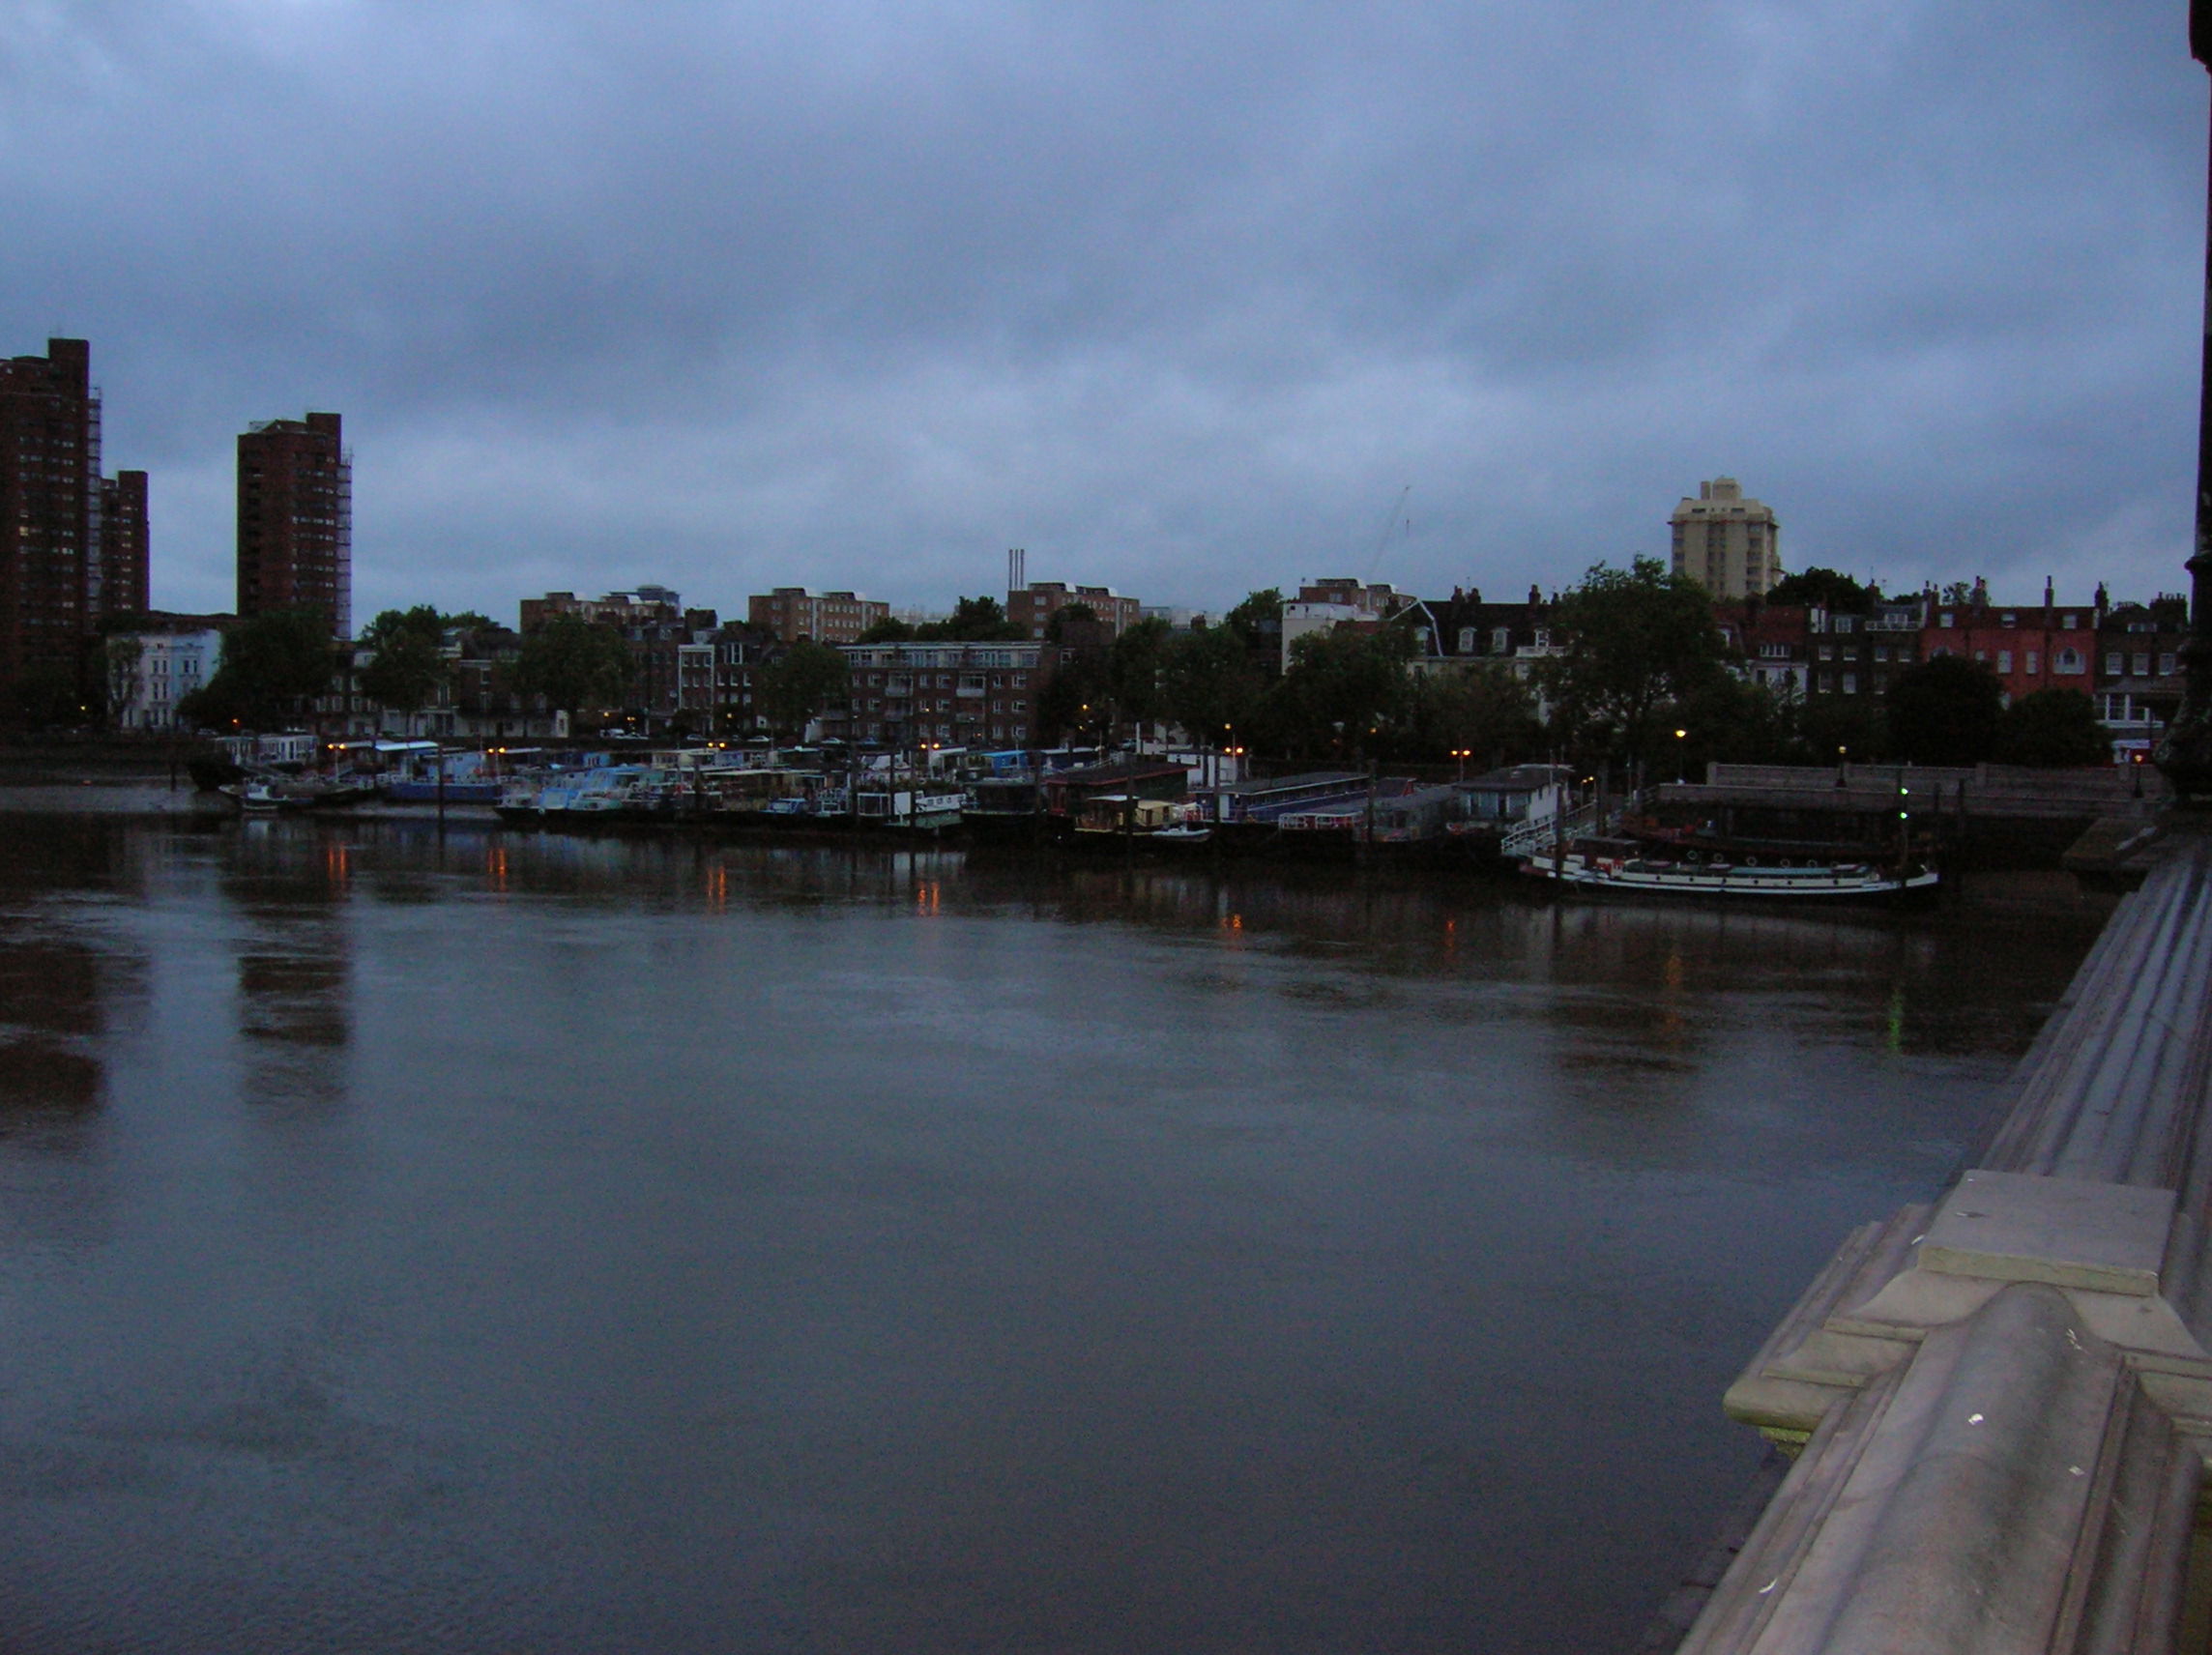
1518 836 1937 903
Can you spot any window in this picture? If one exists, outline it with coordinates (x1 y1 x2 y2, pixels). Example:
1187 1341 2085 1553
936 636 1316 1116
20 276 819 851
2106 653 2123 676
1491 626 1510 653
1939 612 1955 627
1834 616 1855 634
1973 650 1987 663
1842 673 1858 695
1996 652 2012 675
2162 653 2179 677
2134 653 2151 678
2025 652 2038 676
1818 645 1834 661
1874 646 1889 663
2056 648 2082 674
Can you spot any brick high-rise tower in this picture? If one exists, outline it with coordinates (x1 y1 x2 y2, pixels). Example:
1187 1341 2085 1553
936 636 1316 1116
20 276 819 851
101 470 149 618
0 338 104 704
238 411 350 638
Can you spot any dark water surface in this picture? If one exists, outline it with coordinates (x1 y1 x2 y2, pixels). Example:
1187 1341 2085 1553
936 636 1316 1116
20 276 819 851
0 810 2112 1653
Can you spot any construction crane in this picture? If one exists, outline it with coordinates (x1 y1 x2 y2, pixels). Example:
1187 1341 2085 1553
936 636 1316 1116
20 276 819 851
1360 484 1412 584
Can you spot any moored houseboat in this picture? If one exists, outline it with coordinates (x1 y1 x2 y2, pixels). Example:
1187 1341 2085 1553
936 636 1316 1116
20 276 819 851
1515 835 1937 902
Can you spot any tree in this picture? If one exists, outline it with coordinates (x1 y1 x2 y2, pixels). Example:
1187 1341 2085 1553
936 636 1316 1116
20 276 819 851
177 609 335 731
754 639 850 739
1159 624 1264 751
1043 601 1098 644
1798 696 1890 766
1107 616 1173 729
1410 663 1543 769
1766 567 1880 610
1534 558 1730 772
856 616 916 644
1674 673 1803 772
1887 654 2004 766
917 595 1024 642
357 606 450 717
1995 687 2110 768
103 635 144 730
1037 650 1114 745
9 662 85 730
1224 588 1285 677
1257 625 1415 765
509 615 632 718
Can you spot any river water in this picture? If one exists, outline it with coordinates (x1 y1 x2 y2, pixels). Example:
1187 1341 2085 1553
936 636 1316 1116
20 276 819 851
0 805 2112 1653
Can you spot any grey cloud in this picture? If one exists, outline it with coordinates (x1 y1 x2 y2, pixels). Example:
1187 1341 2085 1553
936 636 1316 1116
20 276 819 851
1 0 2203 623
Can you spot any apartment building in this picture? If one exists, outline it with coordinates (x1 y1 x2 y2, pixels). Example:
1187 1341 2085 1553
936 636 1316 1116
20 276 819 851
841 640 1056 748
101 470 149 617
517 587 684 631
1280 577 1411 671
1671 478 1781 599
238 411 350 639
0 339 122 701
747 587 889 644
1006 581 1144 642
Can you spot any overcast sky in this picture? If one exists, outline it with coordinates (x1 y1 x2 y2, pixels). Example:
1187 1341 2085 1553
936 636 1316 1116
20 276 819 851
4 0 2205 628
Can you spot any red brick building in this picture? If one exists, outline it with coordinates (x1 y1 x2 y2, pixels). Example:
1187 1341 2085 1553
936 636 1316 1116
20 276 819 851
840 640 1057 747
1918 582 2095 705
0 339 111 705
238 411 350 639
101 470 149 618
1006 581 1143 641
518 588 682 631
747 588 889 644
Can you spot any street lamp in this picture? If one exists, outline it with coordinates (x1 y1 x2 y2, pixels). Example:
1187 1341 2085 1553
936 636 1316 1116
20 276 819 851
1451 747 1472 783
1674 727 1688 785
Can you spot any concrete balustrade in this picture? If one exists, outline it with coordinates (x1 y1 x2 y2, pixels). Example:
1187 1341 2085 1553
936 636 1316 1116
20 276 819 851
1676 834 2212 1653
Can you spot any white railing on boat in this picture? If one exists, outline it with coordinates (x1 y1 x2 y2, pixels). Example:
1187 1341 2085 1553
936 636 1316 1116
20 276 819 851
1500 801 1602 859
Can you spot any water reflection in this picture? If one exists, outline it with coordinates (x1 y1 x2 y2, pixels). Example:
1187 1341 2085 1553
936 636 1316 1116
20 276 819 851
0 814 2118 1655
218 826 355 1116
0 928 105 1134
0 826 151 1259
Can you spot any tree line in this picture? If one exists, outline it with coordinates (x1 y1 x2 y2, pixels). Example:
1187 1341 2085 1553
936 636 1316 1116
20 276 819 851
149 564 2115 772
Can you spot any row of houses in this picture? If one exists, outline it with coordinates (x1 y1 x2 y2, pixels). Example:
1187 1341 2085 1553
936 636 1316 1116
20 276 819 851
108 570 2197 761
1290 573 2195 758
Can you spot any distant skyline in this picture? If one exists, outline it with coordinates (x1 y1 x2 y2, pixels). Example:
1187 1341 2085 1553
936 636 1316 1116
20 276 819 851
5 1 2205 626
